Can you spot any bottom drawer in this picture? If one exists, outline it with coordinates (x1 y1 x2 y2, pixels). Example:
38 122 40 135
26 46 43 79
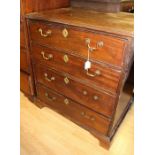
36 84 111 135
20 71 32 95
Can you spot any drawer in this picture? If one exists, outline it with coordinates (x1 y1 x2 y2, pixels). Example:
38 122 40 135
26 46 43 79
20 48 29 73
34 64 116 118
20 21 26 48
29 21 126 67
20 71 32 95
36 84 111 135
31 43 121 93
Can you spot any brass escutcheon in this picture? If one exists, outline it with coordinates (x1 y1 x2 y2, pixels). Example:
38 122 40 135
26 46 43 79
64 77 70 84
62 28 68 38
63 55 69 63
64 98 69 105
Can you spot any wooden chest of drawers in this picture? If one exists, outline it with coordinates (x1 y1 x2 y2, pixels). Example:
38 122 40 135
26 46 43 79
26 7 134 148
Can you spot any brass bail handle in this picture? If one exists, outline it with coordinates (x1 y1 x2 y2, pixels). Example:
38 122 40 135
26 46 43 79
86 69 96 77
45 93 56 101
38 28 52 37
44 73 55 82
86 69 101 77
81 112 95 121
41 51 53 60
85 38 104 52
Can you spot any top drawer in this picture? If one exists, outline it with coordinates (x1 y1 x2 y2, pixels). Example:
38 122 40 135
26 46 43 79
29 20 126 67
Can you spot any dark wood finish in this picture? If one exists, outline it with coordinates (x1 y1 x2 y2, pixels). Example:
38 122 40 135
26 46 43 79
121 1 134 13
20 21 26 48
31 43 122 93
20 71 32 95
110 96 133 139
20 48 29 72
111 83 133 130
71 0 121 13
20 0 70 97
34 64 116 118
26 7 134 148
37 84 111 135
29 20 126 67
26 8 134 37
21 0 69 14
72 0 121 2
71 0 134 13
127 63 134 84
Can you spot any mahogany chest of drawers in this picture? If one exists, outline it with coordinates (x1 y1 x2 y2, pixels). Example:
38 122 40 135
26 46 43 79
26 7 134 148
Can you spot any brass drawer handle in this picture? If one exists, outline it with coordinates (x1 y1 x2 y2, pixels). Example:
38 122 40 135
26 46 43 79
45 93 56 101
64 98 69 105
64 77 69 84
44 73 55 82
85 38 104 52
38 28 52 37
86 69 101 77
41 51 53 60
81 112 95 121
86 69 95 77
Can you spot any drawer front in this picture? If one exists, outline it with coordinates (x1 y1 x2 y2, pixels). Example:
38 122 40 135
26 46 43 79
37 84 111 135
20 21 26 48
34 64 116 118
31 43 121 93
20 48 29 73
20 71 32 95
29 21 126 66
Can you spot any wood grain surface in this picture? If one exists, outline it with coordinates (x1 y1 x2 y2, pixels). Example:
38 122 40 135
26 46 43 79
34 64 116 118
29 20 126 67
20 92 134 155
31 43 122 93
20 72 32 95
26 7 134 37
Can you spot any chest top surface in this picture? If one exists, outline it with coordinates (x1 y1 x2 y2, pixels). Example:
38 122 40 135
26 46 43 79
26 7 134 37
